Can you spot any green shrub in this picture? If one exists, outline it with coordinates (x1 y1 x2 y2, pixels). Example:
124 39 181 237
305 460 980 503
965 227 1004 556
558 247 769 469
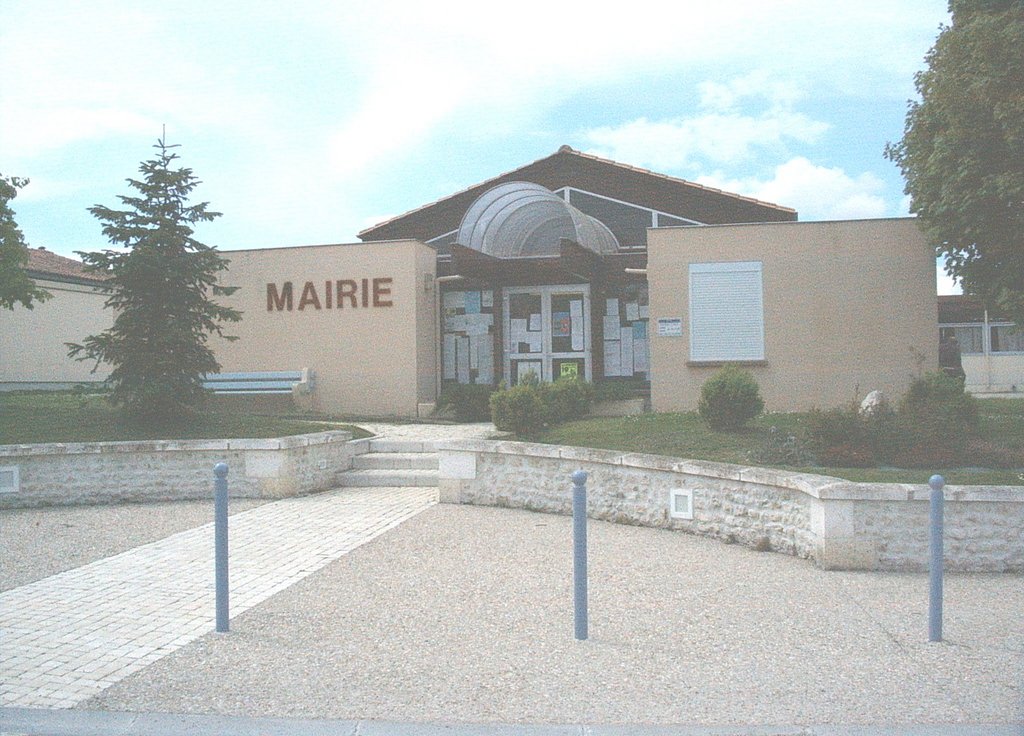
490 376 595 435
541 377 595 422
806 405 875 467
806 402 899 468
436 383 494 422
895 371 979 467
489 382 545 436
748 425 817 466
697 367 764 431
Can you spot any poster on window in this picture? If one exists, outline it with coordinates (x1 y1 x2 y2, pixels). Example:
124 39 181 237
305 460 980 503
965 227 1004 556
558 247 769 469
552 311 570 337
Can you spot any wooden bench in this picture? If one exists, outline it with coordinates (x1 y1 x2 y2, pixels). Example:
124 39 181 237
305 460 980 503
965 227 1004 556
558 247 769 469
202 369 314 396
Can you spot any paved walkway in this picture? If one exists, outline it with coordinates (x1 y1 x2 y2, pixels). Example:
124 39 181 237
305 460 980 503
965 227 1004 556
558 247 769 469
0 422 490 710
0 485 436 709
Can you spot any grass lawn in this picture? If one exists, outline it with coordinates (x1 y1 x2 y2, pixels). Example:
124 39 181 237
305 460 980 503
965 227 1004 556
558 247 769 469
535 398 1024 486
0 391 371 444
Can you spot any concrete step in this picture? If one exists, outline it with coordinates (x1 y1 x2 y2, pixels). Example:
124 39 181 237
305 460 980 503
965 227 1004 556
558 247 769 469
334 468 439 488
352 452 438 470
368 439 442 454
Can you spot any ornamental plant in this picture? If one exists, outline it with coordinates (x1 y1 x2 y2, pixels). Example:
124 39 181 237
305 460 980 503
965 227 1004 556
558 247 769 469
697 366 764 431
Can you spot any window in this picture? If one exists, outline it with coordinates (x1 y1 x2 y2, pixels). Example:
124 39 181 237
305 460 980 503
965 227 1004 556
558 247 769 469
939 325 984 354
991 324 1024 353
689 261 764 362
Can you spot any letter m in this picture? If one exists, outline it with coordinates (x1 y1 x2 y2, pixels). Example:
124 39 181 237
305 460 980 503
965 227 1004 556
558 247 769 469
267 282 293 311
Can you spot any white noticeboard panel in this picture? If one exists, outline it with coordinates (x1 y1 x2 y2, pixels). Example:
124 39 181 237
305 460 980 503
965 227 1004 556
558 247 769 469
634 338 649 373
603 340 621 376
657 318 683 337
468 334 481 369
518 361 542 383
477 341 493 384
620 327 634 376
443 334 457 379
457 337 471 383
443 291 465 310
570 300 584 351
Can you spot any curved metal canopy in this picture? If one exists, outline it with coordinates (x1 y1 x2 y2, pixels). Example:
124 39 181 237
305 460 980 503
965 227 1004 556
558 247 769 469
456 182 619 258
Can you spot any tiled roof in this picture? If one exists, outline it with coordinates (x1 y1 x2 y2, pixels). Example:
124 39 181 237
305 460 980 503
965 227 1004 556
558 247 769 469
25 248 105 284
358 145 797 242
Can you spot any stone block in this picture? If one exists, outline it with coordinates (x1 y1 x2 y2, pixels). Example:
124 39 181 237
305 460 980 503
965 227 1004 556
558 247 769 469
438 452 477 480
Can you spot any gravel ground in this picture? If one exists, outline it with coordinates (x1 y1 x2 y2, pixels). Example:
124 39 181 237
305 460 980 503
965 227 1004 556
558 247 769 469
81 504 1024 727
0 499 267 591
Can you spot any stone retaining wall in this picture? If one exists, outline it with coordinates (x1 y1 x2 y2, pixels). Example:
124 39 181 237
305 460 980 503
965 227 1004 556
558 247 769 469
438 440 1024 572
0 431 358 508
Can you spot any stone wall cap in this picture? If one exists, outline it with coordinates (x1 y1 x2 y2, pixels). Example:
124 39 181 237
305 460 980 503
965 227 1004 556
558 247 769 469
558 445 624 465
0 431 355 457
434 439 1024 499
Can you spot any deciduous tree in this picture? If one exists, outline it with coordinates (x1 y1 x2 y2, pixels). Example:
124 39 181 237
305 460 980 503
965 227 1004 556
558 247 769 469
0 174 51 310
68 137 241 423
886 0 1024 324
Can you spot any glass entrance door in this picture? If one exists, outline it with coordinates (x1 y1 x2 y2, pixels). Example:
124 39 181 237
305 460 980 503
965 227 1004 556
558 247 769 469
503 285 591 384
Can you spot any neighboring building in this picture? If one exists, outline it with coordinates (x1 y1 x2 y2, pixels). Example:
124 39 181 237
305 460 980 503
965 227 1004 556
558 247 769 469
1 147 940 416
939 295 1024 396
1 248 111 391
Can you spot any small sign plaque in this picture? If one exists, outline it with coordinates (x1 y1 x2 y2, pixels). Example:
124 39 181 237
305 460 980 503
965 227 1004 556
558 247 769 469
656 318 683 337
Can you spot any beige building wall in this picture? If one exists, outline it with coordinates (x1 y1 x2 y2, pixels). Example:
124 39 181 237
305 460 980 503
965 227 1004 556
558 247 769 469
214 240 437 417
649 218 937 412
0 279 112 387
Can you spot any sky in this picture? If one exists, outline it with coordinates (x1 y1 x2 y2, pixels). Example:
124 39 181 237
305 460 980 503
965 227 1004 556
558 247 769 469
1 0 959 293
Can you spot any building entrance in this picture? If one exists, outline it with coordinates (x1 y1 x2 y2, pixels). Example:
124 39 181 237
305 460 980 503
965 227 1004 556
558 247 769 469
503 285 591 384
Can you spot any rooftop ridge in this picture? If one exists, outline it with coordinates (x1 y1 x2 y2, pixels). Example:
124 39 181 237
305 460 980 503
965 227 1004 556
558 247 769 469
358 146 795 239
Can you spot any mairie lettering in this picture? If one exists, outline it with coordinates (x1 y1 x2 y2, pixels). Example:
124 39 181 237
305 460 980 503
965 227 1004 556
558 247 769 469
266 278 394 312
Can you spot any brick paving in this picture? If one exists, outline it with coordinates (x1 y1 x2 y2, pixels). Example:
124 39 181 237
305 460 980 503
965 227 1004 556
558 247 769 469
0 485 437 708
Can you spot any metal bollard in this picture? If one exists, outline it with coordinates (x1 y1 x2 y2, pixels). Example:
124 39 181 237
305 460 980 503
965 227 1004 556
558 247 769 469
928 474 945 643
214 462 230 633
572 469 588 641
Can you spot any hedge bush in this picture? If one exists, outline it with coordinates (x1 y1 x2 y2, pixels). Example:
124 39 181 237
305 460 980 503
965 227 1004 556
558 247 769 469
805 373 978 469
541 377 595 422
697 367 764 431
489 376 595 436
806 402 898 467
489 382 545 436
894 371 979 468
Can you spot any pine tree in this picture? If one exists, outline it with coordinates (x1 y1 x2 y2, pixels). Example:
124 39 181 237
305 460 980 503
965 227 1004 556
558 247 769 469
0 174 51 310
68 137 241 423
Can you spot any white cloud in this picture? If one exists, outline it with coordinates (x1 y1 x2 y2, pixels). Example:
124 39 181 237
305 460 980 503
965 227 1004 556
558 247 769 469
698 157 889 220
582 71 828 172
313 1 940 177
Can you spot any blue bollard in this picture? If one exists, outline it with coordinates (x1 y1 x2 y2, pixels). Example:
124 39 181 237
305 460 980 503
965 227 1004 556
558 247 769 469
928 474 944 643
214 462 230 633
572 470 588 641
